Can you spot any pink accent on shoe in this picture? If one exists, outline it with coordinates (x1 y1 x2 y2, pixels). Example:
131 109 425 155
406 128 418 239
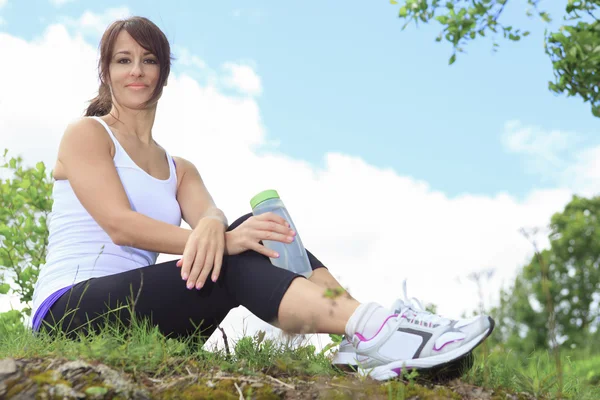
433 338 465 351
354 314 398 342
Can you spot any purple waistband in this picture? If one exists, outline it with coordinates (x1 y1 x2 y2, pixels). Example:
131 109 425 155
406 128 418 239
32 285 74 332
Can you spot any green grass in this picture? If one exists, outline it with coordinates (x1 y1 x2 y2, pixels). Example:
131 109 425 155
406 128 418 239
464 345 600 399
0 313 338 380
1 312 599 399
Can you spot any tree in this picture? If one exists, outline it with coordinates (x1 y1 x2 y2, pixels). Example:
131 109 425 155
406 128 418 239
0 150 53 321
492 195 600 353
390 1 600 117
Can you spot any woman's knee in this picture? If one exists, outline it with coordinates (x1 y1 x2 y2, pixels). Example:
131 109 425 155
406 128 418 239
227 213 253 232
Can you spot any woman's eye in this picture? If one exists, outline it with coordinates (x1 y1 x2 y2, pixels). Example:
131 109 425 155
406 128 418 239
115 58 157 64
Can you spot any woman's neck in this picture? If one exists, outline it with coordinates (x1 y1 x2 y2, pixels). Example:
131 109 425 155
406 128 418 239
104 105 158 145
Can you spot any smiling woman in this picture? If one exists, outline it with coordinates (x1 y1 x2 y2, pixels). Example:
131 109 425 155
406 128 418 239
85 17 172 117
30 15 494 382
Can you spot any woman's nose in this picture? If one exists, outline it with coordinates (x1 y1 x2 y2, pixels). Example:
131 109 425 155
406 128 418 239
130 61 144 77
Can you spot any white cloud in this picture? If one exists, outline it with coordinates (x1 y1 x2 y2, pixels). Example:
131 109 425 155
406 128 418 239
61 7 131 36
0 23 586 349
501 120 582 178
502 120 600 196
0 0 7 9
50 0 75 7
222 62 262 96
562 146 600 197
174 46 207 70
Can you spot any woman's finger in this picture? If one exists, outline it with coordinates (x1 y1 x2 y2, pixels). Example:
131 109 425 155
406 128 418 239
180 238 197 281
254 220 294 237
187 245 207 289
249 241 279 258
256 212 289 228
212 239 224 282
196 244 216 289
257 229 294 244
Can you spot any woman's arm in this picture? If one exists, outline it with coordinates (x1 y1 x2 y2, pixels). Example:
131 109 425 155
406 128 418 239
118 157 231 254
57 118 201 255
172 156 228 229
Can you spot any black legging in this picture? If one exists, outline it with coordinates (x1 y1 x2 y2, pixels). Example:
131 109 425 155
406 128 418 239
40 213 326 340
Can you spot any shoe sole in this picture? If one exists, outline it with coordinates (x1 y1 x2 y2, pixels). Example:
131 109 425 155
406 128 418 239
359 316 495 381
332 351 359 370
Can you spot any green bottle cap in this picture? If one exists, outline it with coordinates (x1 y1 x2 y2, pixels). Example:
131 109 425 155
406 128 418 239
250 189 280 209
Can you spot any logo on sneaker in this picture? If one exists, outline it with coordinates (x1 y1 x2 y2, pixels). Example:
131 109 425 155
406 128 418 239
398 312 444 329
395 327 432 358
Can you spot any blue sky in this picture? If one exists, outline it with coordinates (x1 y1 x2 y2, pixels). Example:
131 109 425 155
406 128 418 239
1 0 597 199
4 0 599 330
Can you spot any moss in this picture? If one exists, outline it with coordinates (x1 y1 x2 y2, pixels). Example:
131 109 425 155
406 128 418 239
490 388 532 400
403 383 461 399
5 381 29 398
31 370 71 387
317 376 464 400
244 384 279 400
3 376 23 396
160 383 237 400
157 377 282 400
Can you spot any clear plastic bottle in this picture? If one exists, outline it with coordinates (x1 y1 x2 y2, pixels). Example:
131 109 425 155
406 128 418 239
250 189 312 278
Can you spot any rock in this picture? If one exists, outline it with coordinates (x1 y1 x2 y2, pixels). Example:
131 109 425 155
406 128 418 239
0 358 17 377
48 383 86 399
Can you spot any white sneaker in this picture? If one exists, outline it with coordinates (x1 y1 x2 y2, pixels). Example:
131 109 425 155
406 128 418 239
331 336 360 368
331 301 404 369
333 281 495 381
331 281 434 368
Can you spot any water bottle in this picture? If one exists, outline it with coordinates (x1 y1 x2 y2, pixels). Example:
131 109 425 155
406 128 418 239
250 189 312 278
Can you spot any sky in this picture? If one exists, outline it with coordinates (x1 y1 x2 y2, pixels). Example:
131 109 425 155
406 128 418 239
1 1 599 347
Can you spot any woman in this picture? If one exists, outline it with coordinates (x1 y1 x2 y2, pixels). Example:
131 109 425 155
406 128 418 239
31 16 494 381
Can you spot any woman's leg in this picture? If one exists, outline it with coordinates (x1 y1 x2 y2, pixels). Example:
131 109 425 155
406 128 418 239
40 213 354 340
40 212 494 381
308 267 357 302
277 276 360 334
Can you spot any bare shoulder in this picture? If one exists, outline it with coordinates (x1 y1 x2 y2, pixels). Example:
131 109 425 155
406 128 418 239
172 156 198 176
171 156 202 189
54 117 114 179
59 117 115 154
62 117 112 142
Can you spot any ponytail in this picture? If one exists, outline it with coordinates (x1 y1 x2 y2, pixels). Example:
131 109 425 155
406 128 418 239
85 82 112 117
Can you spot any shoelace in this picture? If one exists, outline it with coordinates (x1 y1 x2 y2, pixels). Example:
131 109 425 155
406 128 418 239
396 280 450 327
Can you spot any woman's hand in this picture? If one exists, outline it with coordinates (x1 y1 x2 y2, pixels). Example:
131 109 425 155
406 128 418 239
225 212 296 257
176 217 226 290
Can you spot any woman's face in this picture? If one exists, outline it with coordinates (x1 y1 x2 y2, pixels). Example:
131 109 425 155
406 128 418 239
107 30 161 110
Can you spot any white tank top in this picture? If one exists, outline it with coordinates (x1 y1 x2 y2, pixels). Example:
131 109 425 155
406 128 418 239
31 117 182 319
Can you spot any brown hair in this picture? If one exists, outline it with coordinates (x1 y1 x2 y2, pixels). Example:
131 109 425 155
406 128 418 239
85 16 173 117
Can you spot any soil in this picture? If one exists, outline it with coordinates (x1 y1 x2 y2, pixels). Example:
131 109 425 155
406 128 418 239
0 357 529 399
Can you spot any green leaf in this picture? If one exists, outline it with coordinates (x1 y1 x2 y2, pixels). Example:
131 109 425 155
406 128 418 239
449 53 456 65
0 284 10 295
85 387 108 396
399 6 408 17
